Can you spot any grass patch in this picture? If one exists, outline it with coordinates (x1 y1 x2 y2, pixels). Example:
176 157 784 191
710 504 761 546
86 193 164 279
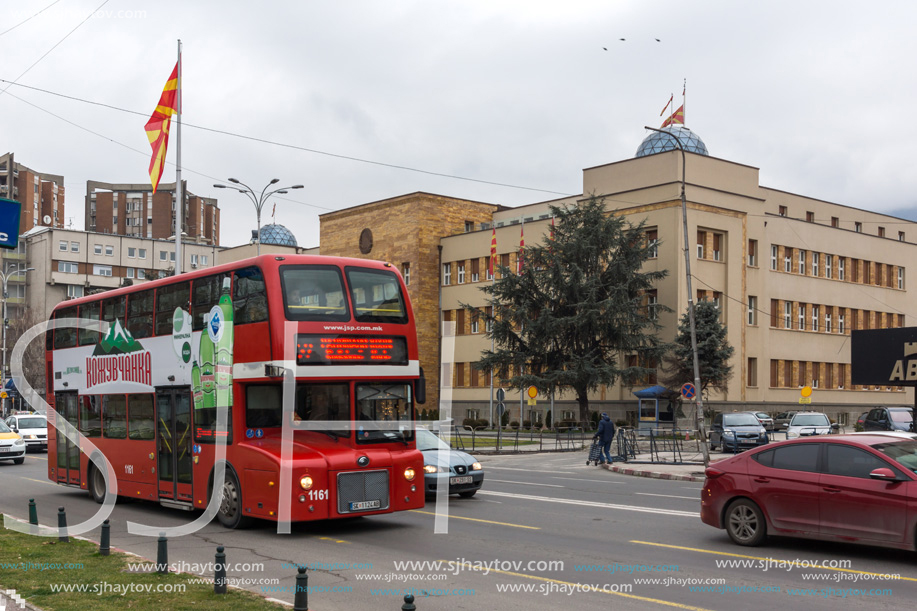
0 524 287 610
445 437 541 448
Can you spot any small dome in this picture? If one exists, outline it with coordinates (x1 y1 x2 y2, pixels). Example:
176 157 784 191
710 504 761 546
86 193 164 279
636 125 708 158
258 223 298 247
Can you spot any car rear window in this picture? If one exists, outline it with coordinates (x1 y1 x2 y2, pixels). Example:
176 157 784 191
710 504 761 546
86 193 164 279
790 414 829 427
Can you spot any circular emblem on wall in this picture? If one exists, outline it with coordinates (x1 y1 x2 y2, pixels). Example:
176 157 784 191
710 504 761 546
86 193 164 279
359 228 373 254
207 305 224 343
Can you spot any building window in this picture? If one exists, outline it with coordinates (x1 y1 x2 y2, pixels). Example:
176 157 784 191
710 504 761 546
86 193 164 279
59 240 68 251
139 248 146 259
471 258 480 282
170 251 176 262
778 206 787 217
838 363 846 389
471 313 479 334
67 285 84 299
464 221 474 233
128 247 136 258
826 311 832 334
747 239 757 267
713 291 722 312
402 262 410 286
94 244 103 255
457 263 465 284
838 257 846 281
127 268 135 278
443 263 452 286
878 227 886 238
647 290 658 321
839 314 846 334
784 247 792 273
647 229 659 258
485 256 493 281
784 301 791 329
712 233 723 261
812 253 819 277
160 251 167 261
798 249 806 274
201 255 207 265
747 296 757 326
58 261 78 273
93 265 113 277
899 231 906 242
825 255 833 279
831 216 839 227
747 357 758 387
770 299 778 327
812 305 819 332
898 267 905 290
806 211 815 222
696 231 705 259
798 303 805 331
191 254 199 266
770 245 777 270
485 306 493 333
71 242 79 252
105 245 113 256
137 269 145 280
855 222 862 233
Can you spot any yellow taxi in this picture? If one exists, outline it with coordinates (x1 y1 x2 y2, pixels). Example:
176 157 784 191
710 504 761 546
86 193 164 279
0 420 26 464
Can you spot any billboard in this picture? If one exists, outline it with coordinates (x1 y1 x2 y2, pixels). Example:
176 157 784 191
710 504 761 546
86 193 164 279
0 197 22 249
851 327 917 386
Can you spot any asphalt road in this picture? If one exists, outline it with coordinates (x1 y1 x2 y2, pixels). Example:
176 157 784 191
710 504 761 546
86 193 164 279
1 450 916 610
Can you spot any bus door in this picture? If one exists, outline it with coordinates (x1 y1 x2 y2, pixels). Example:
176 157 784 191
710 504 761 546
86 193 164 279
53 392 81 486
155 387 194 503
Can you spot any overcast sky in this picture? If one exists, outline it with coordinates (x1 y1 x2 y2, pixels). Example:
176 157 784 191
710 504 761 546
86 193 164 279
3 0 917 248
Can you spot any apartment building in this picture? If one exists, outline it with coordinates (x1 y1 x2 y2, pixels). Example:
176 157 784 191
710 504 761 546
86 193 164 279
0 152 65 233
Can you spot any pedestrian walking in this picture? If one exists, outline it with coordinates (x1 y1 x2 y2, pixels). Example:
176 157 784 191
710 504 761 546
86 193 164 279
593 412 615 464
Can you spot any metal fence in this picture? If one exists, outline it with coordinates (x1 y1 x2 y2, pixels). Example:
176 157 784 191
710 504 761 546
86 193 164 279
449 426 594 454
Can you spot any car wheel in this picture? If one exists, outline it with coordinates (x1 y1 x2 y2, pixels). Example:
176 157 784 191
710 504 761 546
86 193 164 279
12 457 24 465
216 469 253 529
725 499 766 546
89 463 108 504
458 490 477 498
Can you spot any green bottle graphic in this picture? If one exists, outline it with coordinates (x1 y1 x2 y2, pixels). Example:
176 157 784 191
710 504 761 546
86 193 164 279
199 315 216 409
215 277 234 408
191 360 203 410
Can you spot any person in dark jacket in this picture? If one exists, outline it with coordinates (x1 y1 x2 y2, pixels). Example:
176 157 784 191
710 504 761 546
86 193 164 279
593 412 616 464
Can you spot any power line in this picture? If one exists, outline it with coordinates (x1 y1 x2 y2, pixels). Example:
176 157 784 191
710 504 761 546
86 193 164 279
0 0 64 37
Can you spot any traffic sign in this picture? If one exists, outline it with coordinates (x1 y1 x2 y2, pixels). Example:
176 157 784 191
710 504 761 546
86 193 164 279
527 386 538 399
496 388 505 402
527 398 536 406
0 391 7 399
497 402 506 416
680 383 696 399
799 397 812 404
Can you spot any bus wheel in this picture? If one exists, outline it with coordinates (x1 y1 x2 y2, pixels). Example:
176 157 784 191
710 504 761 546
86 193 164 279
216 470 253 529
89 464 107 504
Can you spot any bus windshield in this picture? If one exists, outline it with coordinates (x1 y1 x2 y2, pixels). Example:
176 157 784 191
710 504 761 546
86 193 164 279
282 266 349 321
246 383 351 438
346 268 408 324
355 383 414 443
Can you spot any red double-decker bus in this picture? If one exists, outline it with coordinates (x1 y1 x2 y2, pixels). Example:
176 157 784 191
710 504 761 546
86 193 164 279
46 254 426 528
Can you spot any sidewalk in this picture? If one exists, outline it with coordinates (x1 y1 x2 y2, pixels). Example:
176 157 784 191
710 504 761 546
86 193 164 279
603 450 724 482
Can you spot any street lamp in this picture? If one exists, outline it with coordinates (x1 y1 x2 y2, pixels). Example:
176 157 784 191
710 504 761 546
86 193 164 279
643 125 710 466
1 263 34 415
213 179 303 255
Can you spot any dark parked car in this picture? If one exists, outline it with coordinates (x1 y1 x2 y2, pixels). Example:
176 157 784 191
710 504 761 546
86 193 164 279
856 412 869 430
749 411 774 431
774 411 799 430
863 407 914 432
709 412 768 452
701 434 917 551
417 428 484 498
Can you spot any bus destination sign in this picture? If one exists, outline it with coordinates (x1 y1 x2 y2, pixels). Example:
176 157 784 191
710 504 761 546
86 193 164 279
296 335 408 366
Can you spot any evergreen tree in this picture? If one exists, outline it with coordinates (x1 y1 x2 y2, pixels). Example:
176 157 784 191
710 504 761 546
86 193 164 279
469 196 669 424
661 299 734 397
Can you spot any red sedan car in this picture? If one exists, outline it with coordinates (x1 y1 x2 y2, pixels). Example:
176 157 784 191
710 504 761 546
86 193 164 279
701 433 917 550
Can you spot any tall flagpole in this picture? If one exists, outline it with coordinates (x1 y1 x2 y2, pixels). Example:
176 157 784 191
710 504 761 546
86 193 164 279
174 39 183 275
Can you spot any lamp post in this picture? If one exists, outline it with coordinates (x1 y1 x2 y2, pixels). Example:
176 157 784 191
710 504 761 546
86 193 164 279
213 179 303 256
1 263 34 416
643 126 710 466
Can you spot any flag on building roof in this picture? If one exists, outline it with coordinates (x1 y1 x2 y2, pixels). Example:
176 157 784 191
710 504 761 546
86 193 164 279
144 62 179 193
489 227 497 277
659 94 673 117
661 104 684 128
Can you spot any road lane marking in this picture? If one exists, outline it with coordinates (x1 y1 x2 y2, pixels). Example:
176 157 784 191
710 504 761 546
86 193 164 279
444 560 713 610
478 491 698 517
318 536 350 544
22 477 56 487
489 479 564 488
487 466 576 474
631 541 917 582
551 477 624 484
636 493 699 501
410 510 540 529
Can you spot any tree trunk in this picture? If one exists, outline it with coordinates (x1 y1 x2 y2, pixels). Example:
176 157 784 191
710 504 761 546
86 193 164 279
576 389 590 428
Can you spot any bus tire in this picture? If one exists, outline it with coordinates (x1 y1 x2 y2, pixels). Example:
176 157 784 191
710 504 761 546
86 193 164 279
89 463 108 504
216 468 253 529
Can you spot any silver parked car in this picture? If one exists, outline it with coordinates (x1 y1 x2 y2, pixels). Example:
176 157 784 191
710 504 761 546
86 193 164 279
749 411 774 431
786 412 838 439
417 428 484 498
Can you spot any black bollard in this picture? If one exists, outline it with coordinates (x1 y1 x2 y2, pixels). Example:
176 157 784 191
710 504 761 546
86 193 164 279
214 546 227 594
28 499 37 525
402 594 416 611
100 519 110 556
57 507 68 543
156 532 168 574
292 567 308 611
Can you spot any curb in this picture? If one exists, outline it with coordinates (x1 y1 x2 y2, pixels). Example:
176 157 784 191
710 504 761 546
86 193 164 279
604 463 705 482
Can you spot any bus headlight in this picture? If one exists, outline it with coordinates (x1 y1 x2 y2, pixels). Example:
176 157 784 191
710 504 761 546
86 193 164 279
300 475 314 490
404 467 416 481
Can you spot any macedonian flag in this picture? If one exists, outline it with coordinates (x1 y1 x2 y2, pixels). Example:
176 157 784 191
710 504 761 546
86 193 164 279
661 104 684 128
144 62 179 193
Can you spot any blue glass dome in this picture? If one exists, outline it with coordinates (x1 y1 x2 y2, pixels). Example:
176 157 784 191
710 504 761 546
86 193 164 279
258 223 298 247
635 126 708 158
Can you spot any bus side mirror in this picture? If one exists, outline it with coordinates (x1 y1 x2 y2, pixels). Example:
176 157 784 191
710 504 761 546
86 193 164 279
415 367 426 405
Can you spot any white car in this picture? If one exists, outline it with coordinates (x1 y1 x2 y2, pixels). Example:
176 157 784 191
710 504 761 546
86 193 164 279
785 412 837 439
5 414 48 452
0 421 26 464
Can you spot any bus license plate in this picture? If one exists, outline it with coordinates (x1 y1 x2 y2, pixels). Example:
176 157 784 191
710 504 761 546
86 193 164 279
350 500 381 511
450 476 472 485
